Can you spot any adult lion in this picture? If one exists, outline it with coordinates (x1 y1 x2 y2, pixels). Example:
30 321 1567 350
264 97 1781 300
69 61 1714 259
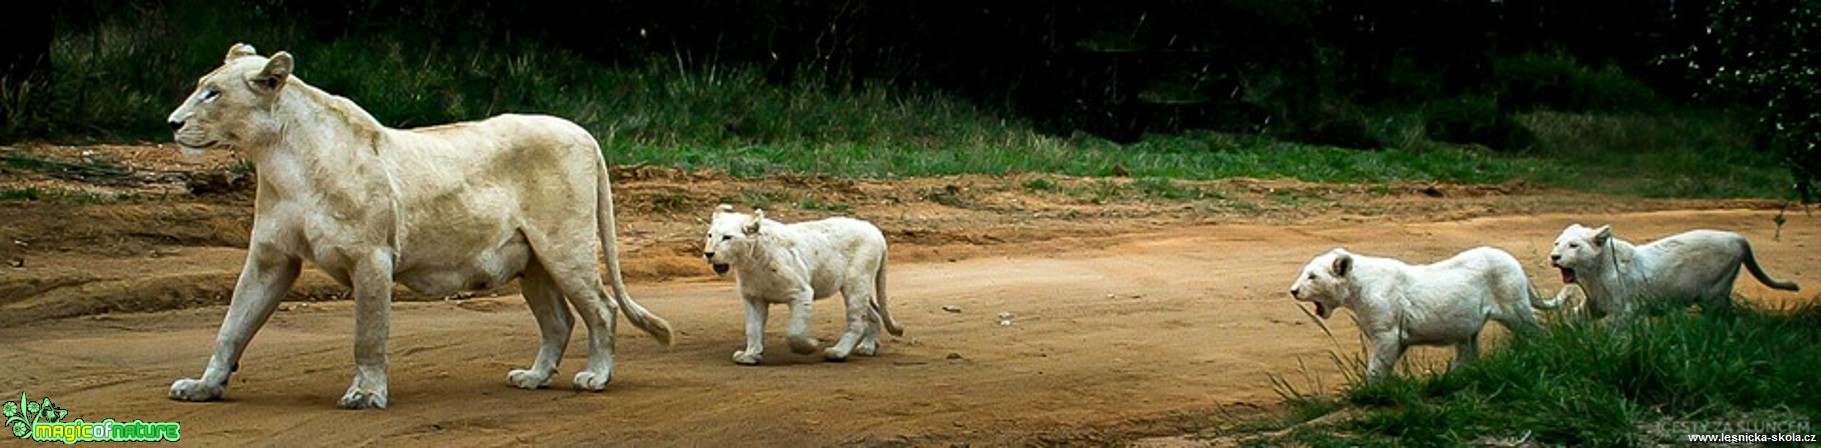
164 43 673 409
1550 224 1799 321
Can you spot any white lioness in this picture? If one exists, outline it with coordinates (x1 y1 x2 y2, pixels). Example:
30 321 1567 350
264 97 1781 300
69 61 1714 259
1289 247 1557 379
164 44 673 409
702 205 904 365
1550 224 1799 320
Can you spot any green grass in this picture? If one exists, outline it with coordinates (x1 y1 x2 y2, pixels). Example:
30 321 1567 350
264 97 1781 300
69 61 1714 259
726 187 795 211
1020 176 1062 193
11 3 1795 202
0 187 121 204
1249 303 1821 446
0 187 43 201
794 195 852 214
1520 111 1793 199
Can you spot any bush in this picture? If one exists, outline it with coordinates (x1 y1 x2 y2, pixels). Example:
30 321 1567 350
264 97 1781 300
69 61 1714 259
1296 101 1382 150
1494 52 1662 113
1423 96 1534 151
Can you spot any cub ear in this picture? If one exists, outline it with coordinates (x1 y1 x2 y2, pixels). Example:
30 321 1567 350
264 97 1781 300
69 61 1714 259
225 43 258 63
251 52 293 93
1592 225 1613 247
1330 252 1353 277
743 209 765 235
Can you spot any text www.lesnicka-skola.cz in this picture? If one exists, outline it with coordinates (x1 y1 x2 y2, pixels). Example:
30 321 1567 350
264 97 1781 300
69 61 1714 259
1685 433 1816 443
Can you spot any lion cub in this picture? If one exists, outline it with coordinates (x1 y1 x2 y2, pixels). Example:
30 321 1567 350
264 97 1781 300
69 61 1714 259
1550 224 1799 320
1289 247 1558 379
702 205 904 365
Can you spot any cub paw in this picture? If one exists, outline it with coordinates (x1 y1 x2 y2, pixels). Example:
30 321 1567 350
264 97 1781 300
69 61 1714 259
733 350 763 365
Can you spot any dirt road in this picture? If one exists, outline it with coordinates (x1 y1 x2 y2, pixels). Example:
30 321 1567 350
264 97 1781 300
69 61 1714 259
4 206 1814 445
2 144 1816 445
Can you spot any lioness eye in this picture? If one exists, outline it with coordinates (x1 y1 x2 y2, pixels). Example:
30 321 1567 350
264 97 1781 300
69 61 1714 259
1569 243 1580 249
721 235 732 241
201 89 220 102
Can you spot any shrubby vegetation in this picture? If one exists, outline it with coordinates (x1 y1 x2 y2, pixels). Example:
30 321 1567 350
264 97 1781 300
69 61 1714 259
0 0 1807 199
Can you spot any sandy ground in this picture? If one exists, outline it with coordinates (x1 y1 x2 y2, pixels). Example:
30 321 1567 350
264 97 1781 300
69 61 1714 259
1 144 1816 446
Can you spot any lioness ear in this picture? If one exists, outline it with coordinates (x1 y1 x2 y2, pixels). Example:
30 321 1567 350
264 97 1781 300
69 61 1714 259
225 43 258 63
743 209 765 235
1330 252 1353 277
251 52 293 93
717 204 735 213
1592 225 1613 247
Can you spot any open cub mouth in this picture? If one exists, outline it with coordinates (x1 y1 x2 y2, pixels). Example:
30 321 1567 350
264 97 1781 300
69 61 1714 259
1314 302 1330 319
1559 267 1577 284
712 263 729 275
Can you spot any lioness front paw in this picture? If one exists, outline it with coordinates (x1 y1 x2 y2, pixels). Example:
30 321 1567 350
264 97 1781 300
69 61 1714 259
823 348 852 362
855 339 879 357
733 350 763 365
573 370 611 391
787 337 822 355
338 388 388 410
506 368 554 389
168 378 224 402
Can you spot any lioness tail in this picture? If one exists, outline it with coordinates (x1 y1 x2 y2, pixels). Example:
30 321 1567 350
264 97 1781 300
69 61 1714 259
597 158 675 346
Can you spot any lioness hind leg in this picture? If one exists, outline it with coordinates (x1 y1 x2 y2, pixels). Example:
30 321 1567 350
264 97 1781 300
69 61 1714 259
508 263 573 389
536 250 621 392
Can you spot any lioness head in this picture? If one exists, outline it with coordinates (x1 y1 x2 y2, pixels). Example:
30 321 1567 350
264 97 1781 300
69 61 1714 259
703 204 765 276
166 43 294 152
1289 248 1354 319
1550 223 1612 285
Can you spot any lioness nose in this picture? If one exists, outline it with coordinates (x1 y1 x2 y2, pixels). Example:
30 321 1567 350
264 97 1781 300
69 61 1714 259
1290 288 1300 297
1550 254 1561 261
168 120 184 131
703 252 714 259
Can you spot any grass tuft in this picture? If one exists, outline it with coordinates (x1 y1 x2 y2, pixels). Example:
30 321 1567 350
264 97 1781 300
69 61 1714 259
1240 302 1821 446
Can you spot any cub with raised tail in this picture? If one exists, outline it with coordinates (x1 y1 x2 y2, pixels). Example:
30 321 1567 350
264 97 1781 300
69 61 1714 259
702 205 904 365
1550 224 1799 320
